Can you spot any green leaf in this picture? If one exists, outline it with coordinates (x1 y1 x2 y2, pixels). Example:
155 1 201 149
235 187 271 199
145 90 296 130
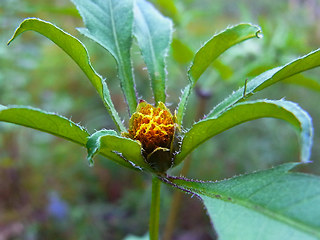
0 106 89 146
22 4 81 17
175 100 313 165
86 130 153 171
188 23 261 85
168 163 320 240
71 0 137 114
176 24 261 126
176 84 192 127
212 59 233 80
154 0 179 23
283 74 320 92
209 48 320 118
171 38 194 64
134 0 173 104
7 18 125 132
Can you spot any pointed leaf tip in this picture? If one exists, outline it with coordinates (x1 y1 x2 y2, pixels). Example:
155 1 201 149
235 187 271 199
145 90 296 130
188 23 261 85
177 24 261 127
7 17 125 132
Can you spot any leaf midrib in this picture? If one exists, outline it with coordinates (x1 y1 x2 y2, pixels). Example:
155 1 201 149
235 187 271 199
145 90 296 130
108 0 135 113
187 179 320 238
139 5 159 79
108 0 122 65
108 0 130 83
136 2 162 103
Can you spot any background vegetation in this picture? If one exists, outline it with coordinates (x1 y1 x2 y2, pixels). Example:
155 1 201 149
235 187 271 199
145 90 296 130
1 0 320 239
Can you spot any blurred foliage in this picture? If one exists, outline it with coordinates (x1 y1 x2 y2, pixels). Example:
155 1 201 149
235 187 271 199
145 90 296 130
0 0 320 239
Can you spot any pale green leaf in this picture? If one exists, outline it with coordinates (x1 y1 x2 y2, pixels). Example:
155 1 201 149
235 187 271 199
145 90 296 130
212 60 233 80
7 18 125 132
168 163 320 240
134 0 173 104
154 0 179 23
86 130 153 171
71 0 137 114
209 49 320 118
0 106 89 146
171 38 194 64
175 100 313 165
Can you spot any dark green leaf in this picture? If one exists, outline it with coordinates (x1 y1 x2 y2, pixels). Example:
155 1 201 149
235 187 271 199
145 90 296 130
0 106 89 146
86 130 153 171
7 18 125 132
175 100 313 165
209 49 320 118
71 0 137 114
134 0 172 104
169 163 320 240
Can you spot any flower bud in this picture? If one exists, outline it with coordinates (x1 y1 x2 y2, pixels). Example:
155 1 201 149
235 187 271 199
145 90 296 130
126 100 179 173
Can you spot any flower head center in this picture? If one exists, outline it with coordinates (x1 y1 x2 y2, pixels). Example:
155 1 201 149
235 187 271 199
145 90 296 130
128 101 175 154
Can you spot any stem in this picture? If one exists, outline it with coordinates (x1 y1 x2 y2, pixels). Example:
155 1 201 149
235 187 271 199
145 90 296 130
163 92 210 239
162 156 192 240
149 176 161 240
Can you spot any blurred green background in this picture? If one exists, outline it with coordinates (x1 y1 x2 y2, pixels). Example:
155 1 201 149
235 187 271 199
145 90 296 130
1 0 320 239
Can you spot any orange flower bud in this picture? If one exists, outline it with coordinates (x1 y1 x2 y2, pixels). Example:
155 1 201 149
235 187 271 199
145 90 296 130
127 100 178 172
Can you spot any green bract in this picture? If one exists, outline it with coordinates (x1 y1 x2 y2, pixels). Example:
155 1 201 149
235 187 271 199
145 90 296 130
2 0 320 239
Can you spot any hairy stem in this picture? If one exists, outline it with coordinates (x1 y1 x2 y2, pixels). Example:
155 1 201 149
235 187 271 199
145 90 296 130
150 176 161 240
